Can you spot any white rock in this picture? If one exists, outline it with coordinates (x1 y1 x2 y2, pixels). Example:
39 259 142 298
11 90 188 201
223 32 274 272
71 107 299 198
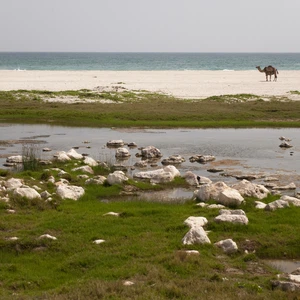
93 239 105 244
195 181 230 202
72 165 94 174
39 234 57 240
218 188 244 206
280 195 300 206
141 146 163 158
134 165 180 183
161 154 185 165
67 148 83 160
215 239 238 254
103 212 120 217
185 250 200 255
273 182 296 190
7 237 19 241
215 214 249 225
184 171 199 186
107 140 124 147
184 216 208 228
48 176 55 184
115 147 131 158
56 184 85 200
13 187 41 200
182 226 211 245
85 175 106 185
265 199 290 211
5 178 23 191
107 171 128 185
83 156 98 167
6 155 23 163
207 204 226 209
255 201 267 209
53 151 71 162
231 180 270 199
219 209 246 216
289 275 300 283
123 280 134 286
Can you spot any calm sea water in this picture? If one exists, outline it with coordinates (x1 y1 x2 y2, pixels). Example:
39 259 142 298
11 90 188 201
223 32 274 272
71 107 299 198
0 52 299 71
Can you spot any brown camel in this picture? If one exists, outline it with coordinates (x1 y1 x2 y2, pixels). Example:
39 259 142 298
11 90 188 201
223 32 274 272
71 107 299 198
256 65 279 81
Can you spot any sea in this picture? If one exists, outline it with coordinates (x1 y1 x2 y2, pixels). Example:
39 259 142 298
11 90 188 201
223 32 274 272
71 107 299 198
0 52 300 71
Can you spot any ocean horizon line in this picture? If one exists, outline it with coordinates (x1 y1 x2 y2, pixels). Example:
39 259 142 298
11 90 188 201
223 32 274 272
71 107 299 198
1 51 300 54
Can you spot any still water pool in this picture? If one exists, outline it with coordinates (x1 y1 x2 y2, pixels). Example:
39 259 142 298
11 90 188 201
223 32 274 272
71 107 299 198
0 124 299 190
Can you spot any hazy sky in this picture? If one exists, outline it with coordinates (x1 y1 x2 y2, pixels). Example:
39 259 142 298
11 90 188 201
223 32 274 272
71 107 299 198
1 0 299 52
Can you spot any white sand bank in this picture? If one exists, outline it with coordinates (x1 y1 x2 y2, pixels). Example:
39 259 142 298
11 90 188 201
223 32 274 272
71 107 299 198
0 70 300 100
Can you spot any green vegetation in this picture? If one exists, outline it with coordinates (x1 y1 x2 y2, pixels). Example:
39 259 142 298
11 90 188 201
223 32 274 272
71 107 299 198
0 90 300 128
0 157 299 299
0 90 300 298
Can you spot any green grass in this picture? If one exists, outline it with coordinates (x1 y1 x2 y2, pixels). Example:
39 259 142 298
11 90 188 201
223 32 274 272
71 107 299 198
0 90 300 298
0 90 300 128
0 162 300 299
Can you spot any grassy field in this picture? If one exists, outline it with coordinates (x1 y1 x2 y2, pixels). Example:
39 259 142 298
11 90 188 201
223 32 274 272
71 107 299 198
0 90 300 299
0 90 300 128
0 156 299 299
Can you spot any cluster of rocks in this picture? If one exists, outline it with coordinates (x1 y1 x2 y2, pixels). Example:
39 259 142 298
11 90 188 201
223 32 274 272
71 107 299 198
1 138 299 292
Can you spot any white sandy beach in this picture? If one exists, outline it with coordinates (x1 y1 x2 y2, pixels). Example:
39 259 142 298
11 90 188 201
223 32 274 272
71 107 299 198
0 70 300 100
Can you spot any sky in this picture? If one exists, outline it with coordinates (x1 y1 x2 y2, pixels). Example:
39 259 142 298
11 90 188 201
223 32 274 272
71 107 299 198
1 0 299 52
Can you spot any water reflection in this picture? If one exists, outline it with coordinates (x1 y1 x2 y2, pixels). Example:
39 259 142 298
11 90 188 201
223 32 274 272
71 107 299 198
0 124 299 188
265 259 300 273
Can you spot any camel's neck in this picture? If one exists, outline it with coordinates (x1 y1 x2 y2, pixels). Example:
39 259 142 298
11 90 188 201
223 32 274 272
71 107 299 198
257 67 264 72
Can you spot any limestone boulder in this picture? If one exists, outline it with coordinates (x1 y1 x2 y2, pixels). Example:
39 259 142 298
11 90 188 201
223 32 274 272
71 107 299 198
231 180 270 199
189 155 215 163
134 160 148 168
215 239 238 254
85 175 106 185
67 149 83 160
134 165 180 183
182 226 211 245
184 216 208 228
56 184 85 200
265 199 290 211
72 165 94 174
140 146 163 159
195 181 229 202
218 188 244 206
107 171 128 185
273 182 296 190
106 140 124 147
6 155 23 163
215 209 248 225
161 155 185 165
215 214 249 225
255 201 267 209
195 181 244 206
115 147 131 158
53 151 71 162
280 195 300 207
83 156 98 167
5 178 24 191
184 171 199 186
14 186 41 200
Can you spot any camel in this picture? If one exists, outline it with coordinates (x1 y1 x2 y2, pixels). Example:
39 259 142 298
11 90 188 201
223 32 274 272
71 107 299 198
256 65 279 81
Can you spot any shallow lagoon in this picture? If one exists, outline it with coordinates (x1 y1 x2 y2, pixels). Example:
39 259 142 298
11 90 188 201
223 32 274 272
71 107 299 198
0 124 299 191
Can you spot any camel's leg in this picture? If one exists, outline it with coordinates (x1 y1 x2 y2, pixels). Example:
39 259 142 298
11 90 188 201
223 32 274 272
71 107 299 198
266 74 268 81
